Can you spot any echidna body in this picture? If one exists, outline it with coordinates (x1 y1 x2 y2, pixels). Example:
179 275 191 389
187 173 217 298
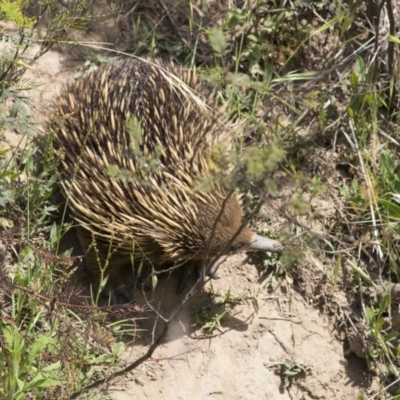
48 58 281 286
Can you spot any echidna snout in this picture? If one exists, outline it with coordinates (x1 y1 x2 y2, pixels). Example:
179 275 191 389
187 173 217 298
190 193 282 258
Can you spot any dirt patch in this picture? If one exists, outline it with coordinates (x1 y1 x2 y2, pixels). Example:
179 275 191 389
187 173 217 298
106 255 368 400
23 46 82 123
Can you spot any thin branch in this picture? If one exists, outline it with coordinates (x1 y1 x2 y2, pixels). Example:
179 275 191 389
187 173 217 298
69 320 168 399
69 266 211 398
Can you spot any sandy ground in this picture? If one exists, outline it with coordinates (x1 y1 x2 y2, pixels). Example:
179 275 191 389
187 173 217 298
108 258 368 400
18 46 370 400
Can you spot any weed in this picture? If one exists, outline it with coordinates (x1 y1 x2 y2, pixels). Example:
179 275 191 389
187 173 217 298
192 290 246 333
273 362 312 389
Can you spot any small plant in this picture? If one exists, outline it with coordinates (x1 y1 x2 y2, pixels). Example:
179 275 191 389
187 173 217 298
364 294 399 377
257 225 299 286
273 362 312 389
192 290 245 333
194 306 228 333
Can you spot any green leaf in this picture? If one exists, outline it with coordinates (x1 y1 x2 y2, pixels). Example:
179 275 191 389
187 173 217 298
226 73 251 87
26 335 55 366
384 331 398 342
354 56 366 82
0 0 35 28
349 71 358 89
16 376 24 391
379 293 390 313
379 199 400 219
24 376 46 390
379 151 395 174
388 35 400 44
206 27 227 57
364 306 375 323
247 34 259 42
25 370 61 390
41 360 61 372
349 261 377 287
16 392 27 400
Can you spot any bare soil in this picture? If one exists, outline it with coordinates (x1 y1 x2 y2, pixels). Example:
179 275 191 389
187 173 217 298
108 256 369 400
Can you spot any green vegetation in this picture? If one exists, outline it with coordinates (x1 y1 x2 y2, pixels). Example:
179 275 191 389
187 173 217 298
273 362 312 389
192 290 246 333
0 1 133 398
1 0 400 398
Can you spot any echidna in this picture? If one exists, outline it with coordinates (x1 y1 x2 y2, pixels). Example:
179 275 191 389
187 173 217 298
48 58 282 296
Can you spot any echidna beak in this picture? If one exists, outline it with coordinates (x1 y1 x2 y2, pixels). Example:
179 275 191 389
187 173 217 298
248 234 283 253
